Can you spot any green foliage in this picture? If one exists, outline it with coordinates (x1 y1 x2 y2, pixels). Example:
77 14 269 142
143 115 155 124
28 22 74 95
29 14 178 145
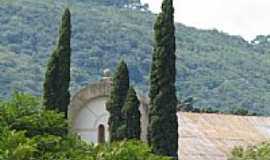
178 97 221 113
106 60 130 141
177 97 259 116
95 140 172 160
1 0 270 115
32 135 97 160
148 0 178 157
0 93 170 160
0 128 96 160
0 93 76 160
177 97 194 112
230 107 250 116
0 92 67 137
43 8 71 118
94 0 140 7
229 142 270 160
0 128 36 160
122 87 141 139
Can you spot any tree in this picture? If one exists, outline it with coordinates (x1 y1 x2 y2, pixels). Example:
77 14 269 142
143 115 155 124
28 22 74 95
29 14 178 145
106 60 130 141
122 87 141 139
177 97 194 112
43 8 71 118
148 0 178 158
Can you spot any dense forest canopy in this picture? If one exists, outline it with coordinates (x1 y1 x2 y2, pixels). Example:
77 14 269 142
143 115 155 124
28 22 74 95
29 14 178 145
93 0 141 6
1 0 270 115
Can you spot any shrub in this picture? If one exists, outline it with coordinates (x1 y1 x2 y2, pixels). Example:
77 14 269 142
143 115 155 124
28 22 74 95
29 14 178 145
0 93 171 160
0 92 67 137
95 140 172 160
229 142 270 160
0 128 36 160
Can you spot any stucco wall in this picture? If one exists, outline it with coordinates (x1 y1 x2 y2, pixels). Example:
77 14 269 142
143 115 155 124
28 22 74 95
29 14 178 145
69 79 149 143
73 96 109 143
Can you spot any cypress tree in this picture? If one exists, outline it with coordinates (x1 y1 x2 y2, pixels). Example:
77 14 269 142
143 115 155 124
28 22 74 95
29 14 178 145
122 87 141 139
106 60 129 141
43 8 71 119
148 0 178 158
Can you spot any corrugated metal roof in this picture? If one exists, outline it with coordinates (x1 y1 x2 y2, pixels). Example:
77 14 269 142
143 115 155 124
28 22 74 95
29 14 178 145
178 112 270 160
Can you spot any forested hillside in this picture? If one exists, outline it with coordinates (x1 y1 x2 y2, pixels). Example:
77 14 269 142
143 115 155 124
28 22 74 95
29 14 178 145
1 0 270 114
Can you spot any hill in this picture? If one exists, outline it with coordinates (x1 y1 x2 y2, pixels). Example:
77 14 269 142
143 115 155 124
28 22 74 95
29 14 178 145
1 0 270 115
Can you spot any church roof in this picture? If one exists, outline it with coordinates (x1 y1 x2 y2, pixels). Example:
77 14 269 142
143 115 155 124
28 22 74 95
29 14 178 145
178 112 270 160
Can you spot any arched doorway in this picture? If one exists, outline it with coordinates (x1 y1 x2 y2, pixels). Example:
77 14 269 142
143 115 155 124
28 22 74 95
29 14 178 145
98 124 105 144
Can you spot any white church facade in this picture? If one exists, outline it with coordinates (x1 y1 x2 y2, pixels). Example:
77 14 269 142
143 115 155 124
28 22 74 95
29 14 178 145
68 72 149 144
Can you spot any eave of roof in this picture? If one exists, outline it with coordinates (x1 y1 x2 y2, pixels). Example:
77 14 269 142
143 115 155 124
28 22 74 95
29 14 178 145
178 112 270 160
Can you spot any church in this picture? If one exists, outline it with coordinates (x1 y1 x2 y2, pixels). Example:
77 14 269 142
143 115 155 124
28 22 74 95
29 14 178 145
68 69 149 144
68 70 270 160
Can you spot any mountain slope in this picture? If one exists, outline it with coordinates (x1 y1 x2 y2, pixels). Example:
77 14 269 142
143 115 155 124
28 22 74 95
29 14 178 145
1 0 270 115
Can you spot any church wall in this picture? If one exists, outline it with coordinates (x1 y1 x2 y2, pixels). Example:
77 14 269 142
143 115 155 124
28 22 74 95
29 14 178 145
73 96 109 143
69 78 149 144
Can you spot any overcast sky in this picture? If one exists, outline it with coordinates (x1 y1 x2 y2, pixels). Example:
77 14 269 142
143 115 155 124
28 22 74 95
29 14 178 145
141 0 270 41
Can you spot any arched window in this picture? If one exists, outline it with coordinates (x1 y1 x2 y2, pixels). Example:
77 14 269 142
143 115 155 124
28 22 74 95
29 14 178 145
98 124 105 144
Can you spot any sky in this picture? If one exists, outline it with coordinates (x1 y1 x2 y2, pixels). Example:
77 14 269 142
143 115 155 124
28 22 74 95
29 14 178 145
141 0 270 41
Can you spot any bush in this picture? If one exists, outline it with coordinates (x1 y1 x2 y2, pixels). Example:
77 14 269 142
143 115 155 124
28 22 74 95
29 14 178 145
95 140 172 160
0 92 67 137
0 128 36 160
229 142 270 160
0 93 171 160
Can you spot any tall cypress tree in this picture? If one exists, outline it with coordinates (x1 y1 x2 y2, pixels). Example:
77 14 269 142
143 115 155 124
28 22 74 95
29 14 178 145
43 8 71 119
106 60 129 141
122 87 141 139
148 0 178 158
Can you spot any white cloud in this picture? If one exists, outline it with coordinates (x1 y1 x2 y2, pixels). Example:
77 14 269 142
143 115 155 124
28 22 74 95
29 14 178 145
141 0 270 41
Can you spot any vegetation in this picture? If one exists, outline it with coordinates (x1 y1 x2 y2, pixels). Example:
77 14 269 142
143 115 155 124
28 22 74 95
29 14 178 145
94 140 171 160
1 0 270 116
229 142 270 160
0 93 67 138
178 97 259 116
94 0 142 7
122 87 141 139
106 60 130 141
148 0 178 157
0 93 172 160
43 8 71 118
